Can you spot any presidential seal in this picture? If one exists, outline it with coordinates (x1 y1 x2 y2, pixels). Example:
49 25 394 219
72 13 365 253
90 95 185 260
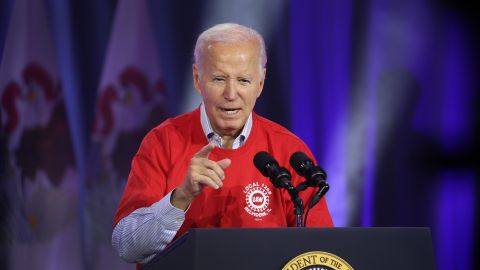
243 181 272 219
282 251 354 270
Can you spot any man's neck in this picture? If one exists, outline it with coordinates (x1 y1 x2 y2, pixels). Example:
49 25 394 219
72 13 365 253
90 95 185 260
222 137 234 149
212 127 241 149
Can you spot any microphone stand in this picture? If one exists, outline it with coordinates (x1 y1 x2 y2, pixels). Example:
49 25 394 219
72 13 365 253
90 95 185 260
286 185 304 227
294 179 329 226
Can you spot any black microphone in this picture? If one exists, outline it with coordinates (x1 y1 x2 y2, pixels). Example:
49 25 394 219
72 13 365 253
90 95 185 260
289 151 327 188
289 151 330 226
254 151 304 227
253 151 292 189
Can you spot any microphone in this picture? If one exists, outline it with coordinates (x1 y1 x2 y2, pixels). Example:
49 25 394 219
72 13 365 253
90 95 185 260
253 151 292 189
289 152 330 226
289 151 327 188
254 151 304 227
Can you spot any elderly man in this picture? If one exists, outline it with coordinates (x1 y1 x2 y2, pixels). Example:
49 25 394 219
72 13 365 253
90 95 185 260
112 23 333 265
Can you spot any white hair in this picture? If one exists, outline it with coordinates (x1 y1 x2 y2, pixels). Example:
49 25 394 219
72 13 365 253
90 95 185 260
194 23 267 69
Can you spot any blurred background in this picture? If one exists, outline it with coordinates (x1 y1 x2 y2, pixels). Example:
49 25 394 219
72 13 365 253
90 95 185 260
0 0 478 269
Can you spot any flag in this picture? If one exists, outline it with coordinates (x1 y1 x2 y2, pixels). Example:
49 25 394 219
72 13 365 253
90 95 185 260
0 0 83 269
86 0 168 268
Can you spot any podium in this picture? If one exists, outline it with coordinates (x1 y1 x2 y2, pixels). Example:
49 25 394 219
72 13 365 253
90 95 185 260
142 227 435 270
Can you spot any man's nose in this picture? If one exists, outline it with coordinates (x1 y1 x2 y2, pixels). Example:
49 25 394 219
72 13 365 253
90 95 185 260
223 80 238 101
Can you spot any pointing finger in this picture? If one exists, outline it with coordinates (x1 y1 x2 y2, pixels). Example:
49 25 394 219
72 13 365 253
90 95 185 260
194 142 215 158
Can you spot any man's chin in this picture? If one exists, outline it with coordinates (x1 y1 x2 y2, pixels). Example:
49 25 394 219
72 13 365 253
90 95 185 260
213 122 244 137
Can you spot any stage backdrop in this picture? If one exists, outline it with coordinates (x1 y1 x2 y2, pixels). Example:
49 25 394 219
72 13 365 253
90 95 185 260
0 0 478 269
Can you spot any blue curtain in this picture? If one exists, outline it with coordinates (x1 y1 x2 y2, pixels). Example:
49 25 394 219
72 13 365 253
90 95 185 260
0 0 478 269
290 0 478 269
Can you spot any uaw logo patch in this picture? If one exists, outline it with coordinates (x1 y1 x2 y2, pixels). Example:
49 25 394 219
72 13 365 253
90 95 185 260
243 181 272 219
282 251 354 270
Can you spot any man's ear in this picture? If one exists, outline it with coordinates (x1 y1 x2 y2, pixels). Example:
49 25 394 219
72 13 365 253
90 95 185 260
257 68 266 98
192 64 202 96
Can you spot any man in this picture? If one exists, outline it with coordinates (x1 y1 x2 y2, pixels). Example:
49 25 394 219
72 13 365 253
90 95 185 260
112 23 333 265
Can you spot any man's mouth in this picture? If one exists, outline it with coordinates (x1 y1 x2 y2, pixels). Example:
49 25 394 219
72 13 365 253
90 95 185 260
219 107 241 115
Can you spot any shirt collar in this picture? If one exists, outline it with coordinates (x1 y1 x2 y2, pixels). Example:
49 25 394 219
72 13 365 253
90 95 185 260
200 103 252 149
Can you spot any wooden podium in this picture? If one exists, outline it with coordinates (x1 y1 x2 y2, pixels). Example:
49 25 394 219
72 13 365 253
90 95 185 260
141 227 435 270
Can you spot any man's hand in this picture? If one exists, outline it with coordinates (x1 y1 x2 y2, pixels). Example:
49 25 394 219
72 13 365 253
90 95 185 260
171 143 231 210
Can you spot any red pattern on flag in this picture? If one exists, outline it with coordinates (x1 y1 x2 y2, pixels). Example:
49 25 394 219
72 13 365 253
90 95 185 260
86 0 168 269
0 0 83 269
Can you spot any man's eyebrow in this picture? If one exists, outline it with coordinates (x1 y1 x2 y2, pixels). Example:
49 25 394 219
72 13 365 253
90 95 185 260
211 74 227 79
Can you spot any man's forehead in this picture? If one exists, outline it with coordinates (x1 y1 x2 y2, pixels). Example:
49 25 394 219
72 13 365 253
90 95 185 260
196 41 263 76
204 40 259 54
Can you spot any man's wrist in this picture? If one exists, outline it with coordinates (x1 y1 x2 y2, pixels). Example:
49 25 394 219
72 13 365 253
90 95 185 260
170 187 193 210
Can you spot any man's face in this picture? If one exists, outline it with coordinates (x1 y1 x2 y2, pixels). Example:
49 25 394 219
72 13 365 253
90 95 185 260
193 41 266 138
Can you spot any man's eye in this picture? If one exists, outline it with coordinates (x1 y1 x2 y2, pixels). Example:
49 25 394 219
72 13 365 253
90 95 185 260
239 78 251 84
213 77 225 82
